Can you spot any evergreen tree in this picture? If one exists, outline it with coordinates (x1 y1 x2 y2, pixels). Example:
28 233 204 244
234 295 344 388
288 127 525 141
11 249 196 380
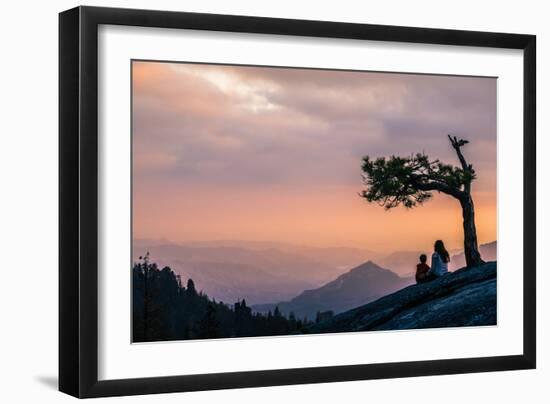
132 253 163 341
187 278 197 296
132 257 314 342
197 304 220 338
360 135 484 267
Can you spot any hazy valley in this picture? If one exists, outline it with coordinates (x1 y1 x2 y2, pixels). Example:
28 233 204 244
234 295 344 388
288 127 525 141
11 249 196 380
133 239 496 312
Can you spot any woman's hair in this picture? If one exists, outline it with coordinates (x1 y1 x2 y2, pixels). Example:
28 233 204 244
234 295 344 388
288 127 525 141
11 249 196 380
434 240 450 263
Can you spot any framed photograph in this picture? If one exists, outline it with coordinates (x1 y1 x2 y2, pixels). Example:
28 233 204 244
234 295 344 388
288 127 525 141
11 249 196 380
59 6 536 398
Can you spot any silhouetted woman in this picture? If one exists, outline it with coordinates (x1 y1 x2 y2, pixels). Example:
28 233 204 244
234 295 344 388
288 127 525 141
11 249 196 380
430 239 450 277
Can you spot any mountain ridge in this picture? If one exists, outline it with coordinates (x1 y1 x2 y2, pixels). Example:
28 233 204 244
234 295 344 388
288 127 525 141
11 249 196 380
134 239 496 306
133 240 375 304
252 260 413 320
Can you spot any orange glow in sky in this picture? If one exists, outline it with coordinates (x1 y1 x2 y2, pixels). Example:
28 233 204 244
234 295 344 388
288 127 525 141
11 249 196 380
132 61 497 252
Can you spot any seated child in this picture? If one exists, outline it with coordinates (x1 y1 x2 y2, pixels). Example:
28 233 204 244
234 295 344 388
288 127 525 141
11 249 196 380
415 254 432 283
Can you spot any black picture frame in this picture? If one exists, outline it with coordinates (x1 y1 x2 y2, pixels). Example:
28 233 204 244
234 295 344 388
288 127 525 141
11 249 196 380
59 5 536 398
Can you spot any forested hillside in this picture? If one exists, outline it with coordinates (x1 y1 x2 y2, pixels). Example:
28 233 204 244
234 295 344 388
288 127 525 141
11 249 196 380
132 254 312 342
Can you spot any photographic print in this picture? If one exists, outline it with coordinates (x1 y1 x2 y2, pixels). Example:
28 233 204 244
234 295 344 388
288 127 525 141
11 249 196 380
131 60 497 343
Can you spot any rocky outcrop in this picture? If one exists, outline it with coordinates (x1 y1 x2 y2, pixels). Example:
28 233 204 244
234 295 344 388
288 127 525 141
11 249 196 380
307 262 496 333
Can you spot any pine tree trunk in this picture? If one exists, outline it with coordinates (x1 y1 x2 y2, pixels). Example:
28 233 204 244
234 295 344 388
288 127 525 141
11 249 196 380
459 194 484 267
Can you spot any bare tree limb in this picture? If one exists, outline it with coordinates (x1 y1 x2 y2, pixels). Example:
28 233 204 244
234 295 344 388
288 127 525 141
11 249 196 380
447 134 475 193
447 134 470 171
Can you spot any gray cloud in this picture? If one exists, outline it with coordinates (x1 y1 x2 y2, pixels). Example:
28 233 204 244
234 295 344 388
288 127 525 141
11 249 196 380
132 62 496 192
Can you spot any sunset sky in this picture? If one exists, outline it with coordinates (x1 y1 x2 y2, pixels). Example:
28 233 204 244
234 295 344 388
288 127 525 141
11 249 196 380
132 61 496 253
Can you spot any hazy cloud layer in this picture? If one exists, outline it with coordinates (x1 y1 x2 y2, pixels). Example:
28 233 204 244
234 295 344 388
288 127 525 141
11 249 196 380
132 61 496 251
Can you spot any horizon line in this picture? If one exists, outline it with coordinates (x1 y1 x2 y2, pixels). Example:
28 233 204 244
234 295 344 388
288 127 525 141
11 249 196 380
132 237 497 255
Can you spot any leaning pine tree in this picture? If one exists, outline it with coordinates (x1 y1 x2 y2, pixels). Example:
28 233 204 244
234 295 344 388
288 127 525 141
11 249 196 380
360 135 484 268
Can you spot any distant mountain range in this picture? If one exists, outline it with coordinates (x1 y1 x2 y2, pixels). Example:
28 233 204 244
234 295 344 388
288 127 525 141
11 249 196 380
375 241 497 275
134 239 496 306
252 261 413 320
133 240 374 305
136 239 377 272
449 241 497 270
